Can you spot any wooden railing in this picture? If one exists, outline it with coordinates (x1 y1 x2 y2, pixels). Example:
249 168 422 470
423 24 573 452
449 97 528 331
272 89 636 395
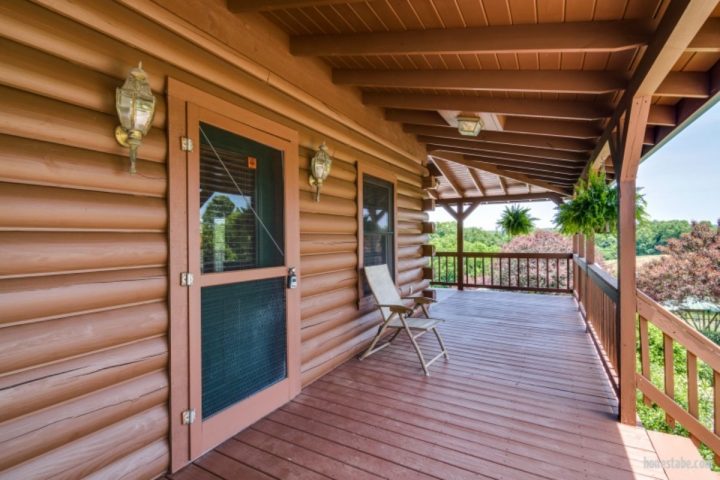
431 252 574 293
574 255 620 392
574 252 720 463
636 291 720 460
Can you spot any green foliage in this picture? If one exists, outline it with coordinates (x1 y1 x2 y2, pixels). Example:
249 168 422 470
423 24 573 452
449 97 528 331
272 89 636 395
554 170 648 236
595 220 693 260
429 222 506 253
496 205 537 237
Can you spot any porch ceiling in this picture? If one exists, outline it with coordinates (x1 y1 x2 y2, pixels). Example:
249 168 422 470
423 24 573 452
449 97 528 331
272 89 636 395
230 0 720 200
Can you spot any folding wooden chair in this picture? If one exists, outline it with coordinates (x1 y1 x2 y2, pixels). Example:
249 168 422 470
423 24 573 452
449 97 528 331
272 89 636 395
359 264 449 375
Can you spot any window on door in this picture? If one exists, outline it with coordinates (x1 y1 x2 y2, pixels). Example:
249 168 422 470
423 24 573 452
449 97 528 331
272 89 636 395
362 175 395 296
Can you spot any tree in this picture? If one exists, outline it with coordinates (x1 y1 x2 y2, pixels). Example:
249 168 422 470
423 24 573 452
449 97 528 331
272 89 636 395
637 221 720 306
496 204 537 237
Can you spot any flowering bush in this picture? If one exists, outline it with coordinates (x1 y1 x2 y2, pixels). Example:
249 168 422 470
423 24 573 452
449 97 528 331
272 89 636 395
637 221 720 305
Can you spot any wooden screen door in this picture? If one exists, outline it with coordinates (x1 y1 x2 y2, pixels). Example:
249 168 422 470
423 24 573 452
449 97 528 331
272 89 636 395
171 82 300 461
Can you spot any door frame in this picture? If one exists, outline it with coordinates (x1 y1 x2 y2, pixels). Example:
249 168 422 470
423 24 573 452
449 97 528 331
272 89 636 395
167 79 300 471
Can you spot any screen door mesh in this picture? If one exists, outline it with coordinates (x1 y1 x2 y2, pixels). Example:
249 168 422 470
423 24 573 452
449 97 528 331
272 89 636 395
201 277 287 419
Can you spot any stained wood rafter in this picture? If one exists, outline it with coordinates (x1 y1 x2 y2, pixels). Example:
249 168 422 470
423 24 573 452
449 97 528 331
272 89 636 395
497 175 508 195
467 168 486 197
290 20 654 56
404 125 595 152
421 137 588 163
227 0 363 11
432 157 464 197
365 93 611 121
334 70 627 94
431 152 570 196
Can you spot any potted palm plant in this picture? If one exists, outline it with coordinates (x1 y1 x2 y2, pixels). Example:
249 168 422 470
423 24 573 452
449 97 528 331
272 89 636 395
497 204 537 237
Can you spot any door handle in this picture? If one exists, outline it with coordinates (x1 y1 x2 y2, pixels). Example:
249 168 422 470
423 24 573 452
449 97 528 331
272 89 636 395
287 267 298 289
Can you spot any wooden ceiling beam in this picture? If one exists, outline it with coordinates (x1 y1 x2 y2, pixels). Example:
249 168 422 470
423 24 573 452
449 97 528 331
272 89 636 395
436 192 564 205
467 168 486 197
446 153 585 176
647 105 676 126
432 158 465 197
419 136 588 162
587 0 716 173
364 93 611 121
385 109 447 126
502 117 603 139
425 145 586 170
656 72 709 98
386 109 602 138
227 0 362 11
334 70 627 94
687 18 720 52
404 125 595 152
428 145 585 174
431 152 571 195
290 20 653 56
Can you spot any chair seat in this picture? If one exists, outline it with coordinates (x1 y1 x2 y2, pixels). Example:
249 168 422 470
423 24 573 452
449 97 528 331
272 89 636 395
387 317 444 330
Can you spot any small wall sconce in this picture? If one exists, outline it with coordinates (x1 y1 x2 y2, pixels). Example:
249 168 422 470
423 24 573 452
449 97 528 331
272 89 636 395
456 114 483 137
309 142 332 202
115 62 156 174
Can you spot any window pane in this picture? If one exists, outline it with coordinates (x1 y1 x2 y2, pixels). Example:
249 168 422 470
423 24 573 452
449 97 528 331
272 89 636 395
362 176 394 295
201 277 287 419
199 122 285 274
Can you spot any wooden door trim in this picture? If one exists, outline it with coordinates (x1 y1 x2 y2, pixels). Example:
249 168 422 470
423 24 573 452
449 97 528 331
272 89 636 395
167 79 300 471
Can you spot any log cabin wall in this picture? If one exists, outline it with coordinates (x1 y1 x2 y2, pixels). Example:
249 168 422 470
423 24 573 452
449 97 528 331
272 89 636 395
0 1 427 477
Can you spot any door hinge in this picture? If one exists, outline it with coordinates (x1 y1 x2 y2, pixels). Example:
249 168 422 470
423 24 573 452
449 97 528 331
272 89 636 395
181 136 194 152
180 272 194 287
181 408 196 425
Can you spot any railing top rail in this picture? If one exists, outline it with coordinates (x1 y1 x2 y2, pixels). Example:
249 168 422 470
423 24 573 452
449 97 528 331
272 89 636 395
435 251 573 259
637 290 720 373
574 255 618 302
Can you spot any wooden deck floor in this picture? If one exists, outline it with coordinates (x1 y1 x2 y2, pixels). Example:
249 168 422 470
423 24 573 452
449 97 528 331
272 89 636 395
171 290 673 480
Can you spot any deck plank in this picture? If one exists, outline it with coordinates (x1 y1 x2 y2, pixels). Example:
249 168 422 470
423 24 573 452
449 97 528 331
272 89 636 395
173 290 671 480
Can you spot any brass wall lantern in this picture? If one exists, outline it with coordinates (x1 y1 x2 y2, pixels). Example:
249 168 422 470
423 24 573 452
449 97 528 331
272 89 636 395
456 114 483 137
309 142 332 202
115 62 156 174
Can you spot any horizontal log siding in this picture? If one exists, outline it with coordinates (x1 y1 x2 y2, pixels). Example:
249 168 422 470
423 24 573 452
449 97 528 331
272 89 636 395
0 1 425 477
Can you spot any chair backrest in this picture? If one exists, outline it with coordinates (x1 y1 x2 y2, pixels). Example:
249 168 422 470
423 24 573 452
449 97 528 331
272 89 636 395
364 264 402 321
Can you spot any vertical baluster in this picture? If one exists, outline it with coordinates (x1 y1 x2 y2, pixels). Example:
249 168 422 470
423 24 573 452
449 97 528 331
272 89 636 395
555 258 560 290
499 258 503 287
491 257 494 286
481 255 486 286
639 316 651 406
515 257 520 287
526 258 530 288
664 333 675 428
545 259 549 289
535 258 539 288
687 352 699 446
445 256 448 284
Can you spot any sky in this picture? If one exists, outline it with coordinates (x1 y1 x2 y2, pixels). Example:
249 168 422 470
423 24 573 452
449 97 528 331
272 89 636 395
429 101 720 230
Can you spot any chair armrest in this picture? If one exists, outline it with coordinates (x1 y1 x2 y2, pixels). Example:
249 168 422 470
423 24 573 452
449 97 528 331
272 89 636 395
402 296 436 305
376 304 414 315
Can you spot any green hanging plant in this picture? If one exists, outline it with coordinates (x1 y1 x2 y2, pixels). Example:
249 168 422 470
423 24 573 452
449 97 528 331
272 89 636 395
497 204 537 237
554 170 648 236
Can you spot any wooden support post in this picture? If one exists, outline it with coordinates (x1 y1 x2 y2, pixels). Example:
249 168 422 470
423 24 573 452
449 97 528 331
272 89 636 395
586 234 595 265
457 200 464 291
578 233 585 258
615 95 651 426
618 178 639 425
